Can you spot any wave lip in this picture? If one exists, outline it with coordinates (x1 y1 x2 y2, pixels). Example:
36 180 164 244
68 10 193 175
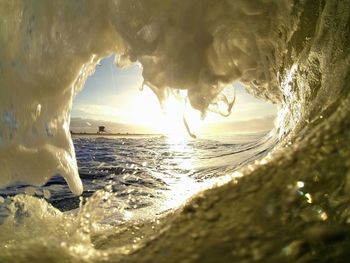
0 0 294 191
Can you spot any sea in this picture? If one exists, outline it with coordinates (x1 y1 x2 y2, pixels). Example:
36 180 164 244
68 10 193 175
0 132 274 223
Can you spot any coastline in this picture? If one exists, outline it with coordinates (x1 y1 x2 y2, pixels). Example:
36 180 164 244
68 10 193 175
70 132 163 137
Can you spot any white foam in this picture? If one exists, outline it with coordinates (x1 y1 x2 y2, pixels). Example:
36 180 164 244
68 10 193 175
0 0 294 194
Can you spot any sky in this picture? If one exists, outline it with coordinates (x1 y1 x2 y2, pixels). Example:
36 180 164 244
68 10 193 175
71 56 277 135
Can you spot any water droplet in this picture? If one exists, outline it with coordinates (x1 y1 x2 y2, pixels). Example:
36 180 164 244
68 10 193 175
296 181 304 188
305 193 312 203
282 240 309 258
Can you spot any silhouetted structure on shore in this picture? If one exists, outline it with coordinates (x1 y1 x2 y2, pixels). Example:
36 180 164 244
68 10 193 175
98 126 106 134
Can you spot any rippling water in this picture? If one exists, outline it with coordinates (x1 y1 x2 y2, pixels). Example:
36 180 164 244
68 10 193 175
0 132 274 221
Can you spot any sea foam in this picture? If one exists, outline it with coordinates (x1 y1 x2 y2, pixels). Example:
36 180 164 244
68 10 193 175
0 0 294 193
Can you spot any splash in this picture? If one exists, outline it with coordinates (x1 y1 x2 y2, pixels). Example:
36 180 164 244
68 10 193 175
0 0 295 192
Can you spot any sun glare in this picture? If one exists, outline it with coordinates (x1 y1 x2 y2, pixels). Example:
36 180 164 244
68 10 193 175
128 88 213 138
161 93 203 137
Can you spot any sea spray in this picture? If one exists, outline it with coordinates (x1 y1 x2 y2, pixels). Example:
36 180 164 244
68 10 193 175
1 0 293 191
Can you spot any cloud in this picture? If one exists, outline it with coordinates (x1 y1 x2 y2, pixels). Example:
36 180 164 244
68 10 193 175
71 104 129 122
72 104 121 116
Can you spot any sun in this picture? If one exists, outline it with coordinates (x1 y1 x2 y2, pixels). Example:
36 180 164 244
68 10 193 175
128 88 206 137
160 92 204 137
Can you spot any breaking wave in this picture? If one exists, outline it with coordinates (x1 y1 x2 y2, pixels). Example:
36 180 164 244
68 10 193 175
0 0 350 262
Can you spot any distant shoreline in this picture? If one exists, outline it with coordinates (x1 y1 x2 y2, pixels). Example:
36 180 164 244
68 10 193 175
70 132 162 137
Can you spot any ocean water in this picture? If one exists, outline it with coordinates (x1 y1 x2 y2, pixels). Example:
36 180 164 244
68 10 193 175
1 0 350 262
0 132 276 261
0 132 273 219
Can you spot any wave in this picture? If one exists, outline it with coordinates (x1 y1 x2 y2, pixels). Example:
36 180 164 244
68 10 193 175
0 0 350 262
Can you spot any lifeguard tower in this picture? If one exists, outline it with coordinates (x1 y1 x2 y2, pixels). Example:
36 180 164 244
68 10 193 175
97 126 106 134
